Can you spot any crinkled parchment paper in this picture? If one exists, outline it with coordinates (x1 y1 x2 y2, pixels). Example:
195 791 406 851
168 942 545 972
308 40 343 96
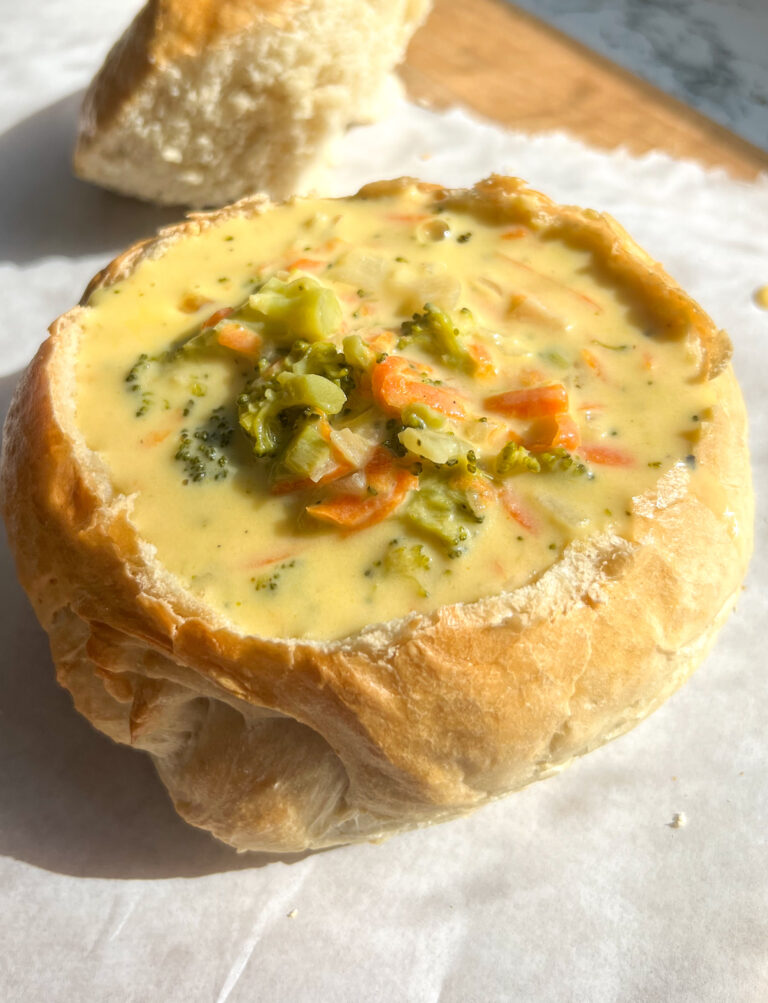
1 5 766 1000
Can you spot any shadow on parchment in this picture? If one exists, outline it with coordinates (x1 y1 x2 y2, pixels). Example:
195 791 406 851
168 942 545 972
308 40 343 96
0 373 322 878
0 91 182 266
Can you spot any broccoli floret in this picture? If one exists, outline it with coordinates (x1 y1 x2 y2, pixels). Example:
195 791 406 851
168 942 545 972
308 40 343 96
238 371 346 458
240 275 342 344
404 475 486 556
398 302 478 372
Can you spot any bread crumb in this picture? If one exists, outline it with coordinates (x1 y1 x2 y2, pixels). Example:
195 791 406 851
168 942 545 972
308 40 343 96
753 285 768 310
668 812 687 829
286 908 298 919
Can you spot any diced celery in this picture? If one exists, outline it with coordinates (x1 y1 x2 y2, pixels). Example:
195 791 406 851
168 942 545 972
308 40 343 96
283 422 333 478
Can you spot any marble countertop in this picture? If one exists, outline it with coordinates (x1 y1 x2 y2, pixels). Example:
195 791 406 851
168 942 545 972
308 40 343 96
510 0 768 152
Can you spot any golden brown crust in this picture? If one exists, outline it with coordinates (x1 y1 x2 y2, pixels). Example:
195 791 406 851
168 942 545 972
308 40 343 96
0 177 753 852
78 0 310 139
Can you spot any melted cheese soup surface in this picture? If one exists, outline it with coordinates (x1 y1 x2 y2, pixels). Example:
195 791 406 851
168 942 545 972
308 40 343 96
76 185 714 639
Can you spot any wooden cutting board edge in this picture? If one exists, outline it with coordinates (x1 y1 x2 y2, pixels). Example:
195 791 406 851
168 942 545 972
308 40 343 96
403 0 768 182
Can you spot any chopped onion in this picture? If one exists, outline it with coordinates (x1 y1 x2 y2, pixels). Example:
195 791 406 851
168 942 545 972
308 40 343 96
329 428 375 468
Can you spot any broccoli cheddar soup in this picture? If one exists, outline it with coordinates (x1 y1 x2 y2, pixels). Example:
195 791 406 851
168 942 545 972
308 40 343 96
75 180 716 640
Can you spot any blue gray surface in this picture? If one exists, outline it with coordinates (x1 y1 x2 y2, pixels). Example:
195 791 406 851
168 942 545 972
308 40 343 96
509 0 768 152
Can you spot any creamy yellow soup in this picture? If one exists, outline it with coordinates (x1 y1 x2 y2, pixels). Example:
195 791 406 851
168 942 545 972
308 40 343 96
76 185 713 639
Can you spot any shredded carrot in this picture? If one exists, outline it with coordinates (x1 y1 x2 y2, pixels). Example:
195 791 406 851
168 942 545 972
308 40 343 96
315 238 342 255
518 367 548 387
306 450 417 529
485 383 569 419
498 254 603 312
141 429 171 447
642 350 657 371
501 226 528 240
246 551 296 570
216 323 262 358
577 400 605 412
286 258 324 272
201 306 234 330
468 340 497 379
578 443 634 466
371 355 466 418
385 213 430 223
500 486 538 533
580 347 605 379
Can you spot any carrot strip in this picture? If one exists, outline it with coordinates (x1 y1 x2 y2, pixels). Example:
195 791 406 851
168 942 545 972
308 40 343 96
518 367 548 387
580 348 605 379
468 340 497 379
216 323 262 358
498 254 603 312
141 429 171 447
501 226 528 240
500 486 539 533
201 306 234 330
306 450 417 529
385 213 429 223
371 355 466 418
246 551 296 570
578 443 634 466
286 258 324 272
485 383 568 419
551 413 581 450
316 238 342 255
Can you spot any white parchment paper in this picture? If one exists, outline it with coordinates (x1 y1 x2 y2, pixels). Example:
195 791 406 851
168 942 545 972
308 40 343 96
1 4 767 1000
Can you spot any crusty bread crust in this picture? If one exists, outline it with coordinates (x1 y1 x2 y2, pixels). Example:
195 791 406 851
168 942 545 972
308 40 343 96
0 177 753 852
74 0 432 206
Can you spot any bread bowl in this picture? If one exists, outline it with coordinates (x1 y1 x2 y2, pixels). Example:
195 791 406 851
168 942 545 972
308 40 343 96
0 176 752 853
73 0 433 206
